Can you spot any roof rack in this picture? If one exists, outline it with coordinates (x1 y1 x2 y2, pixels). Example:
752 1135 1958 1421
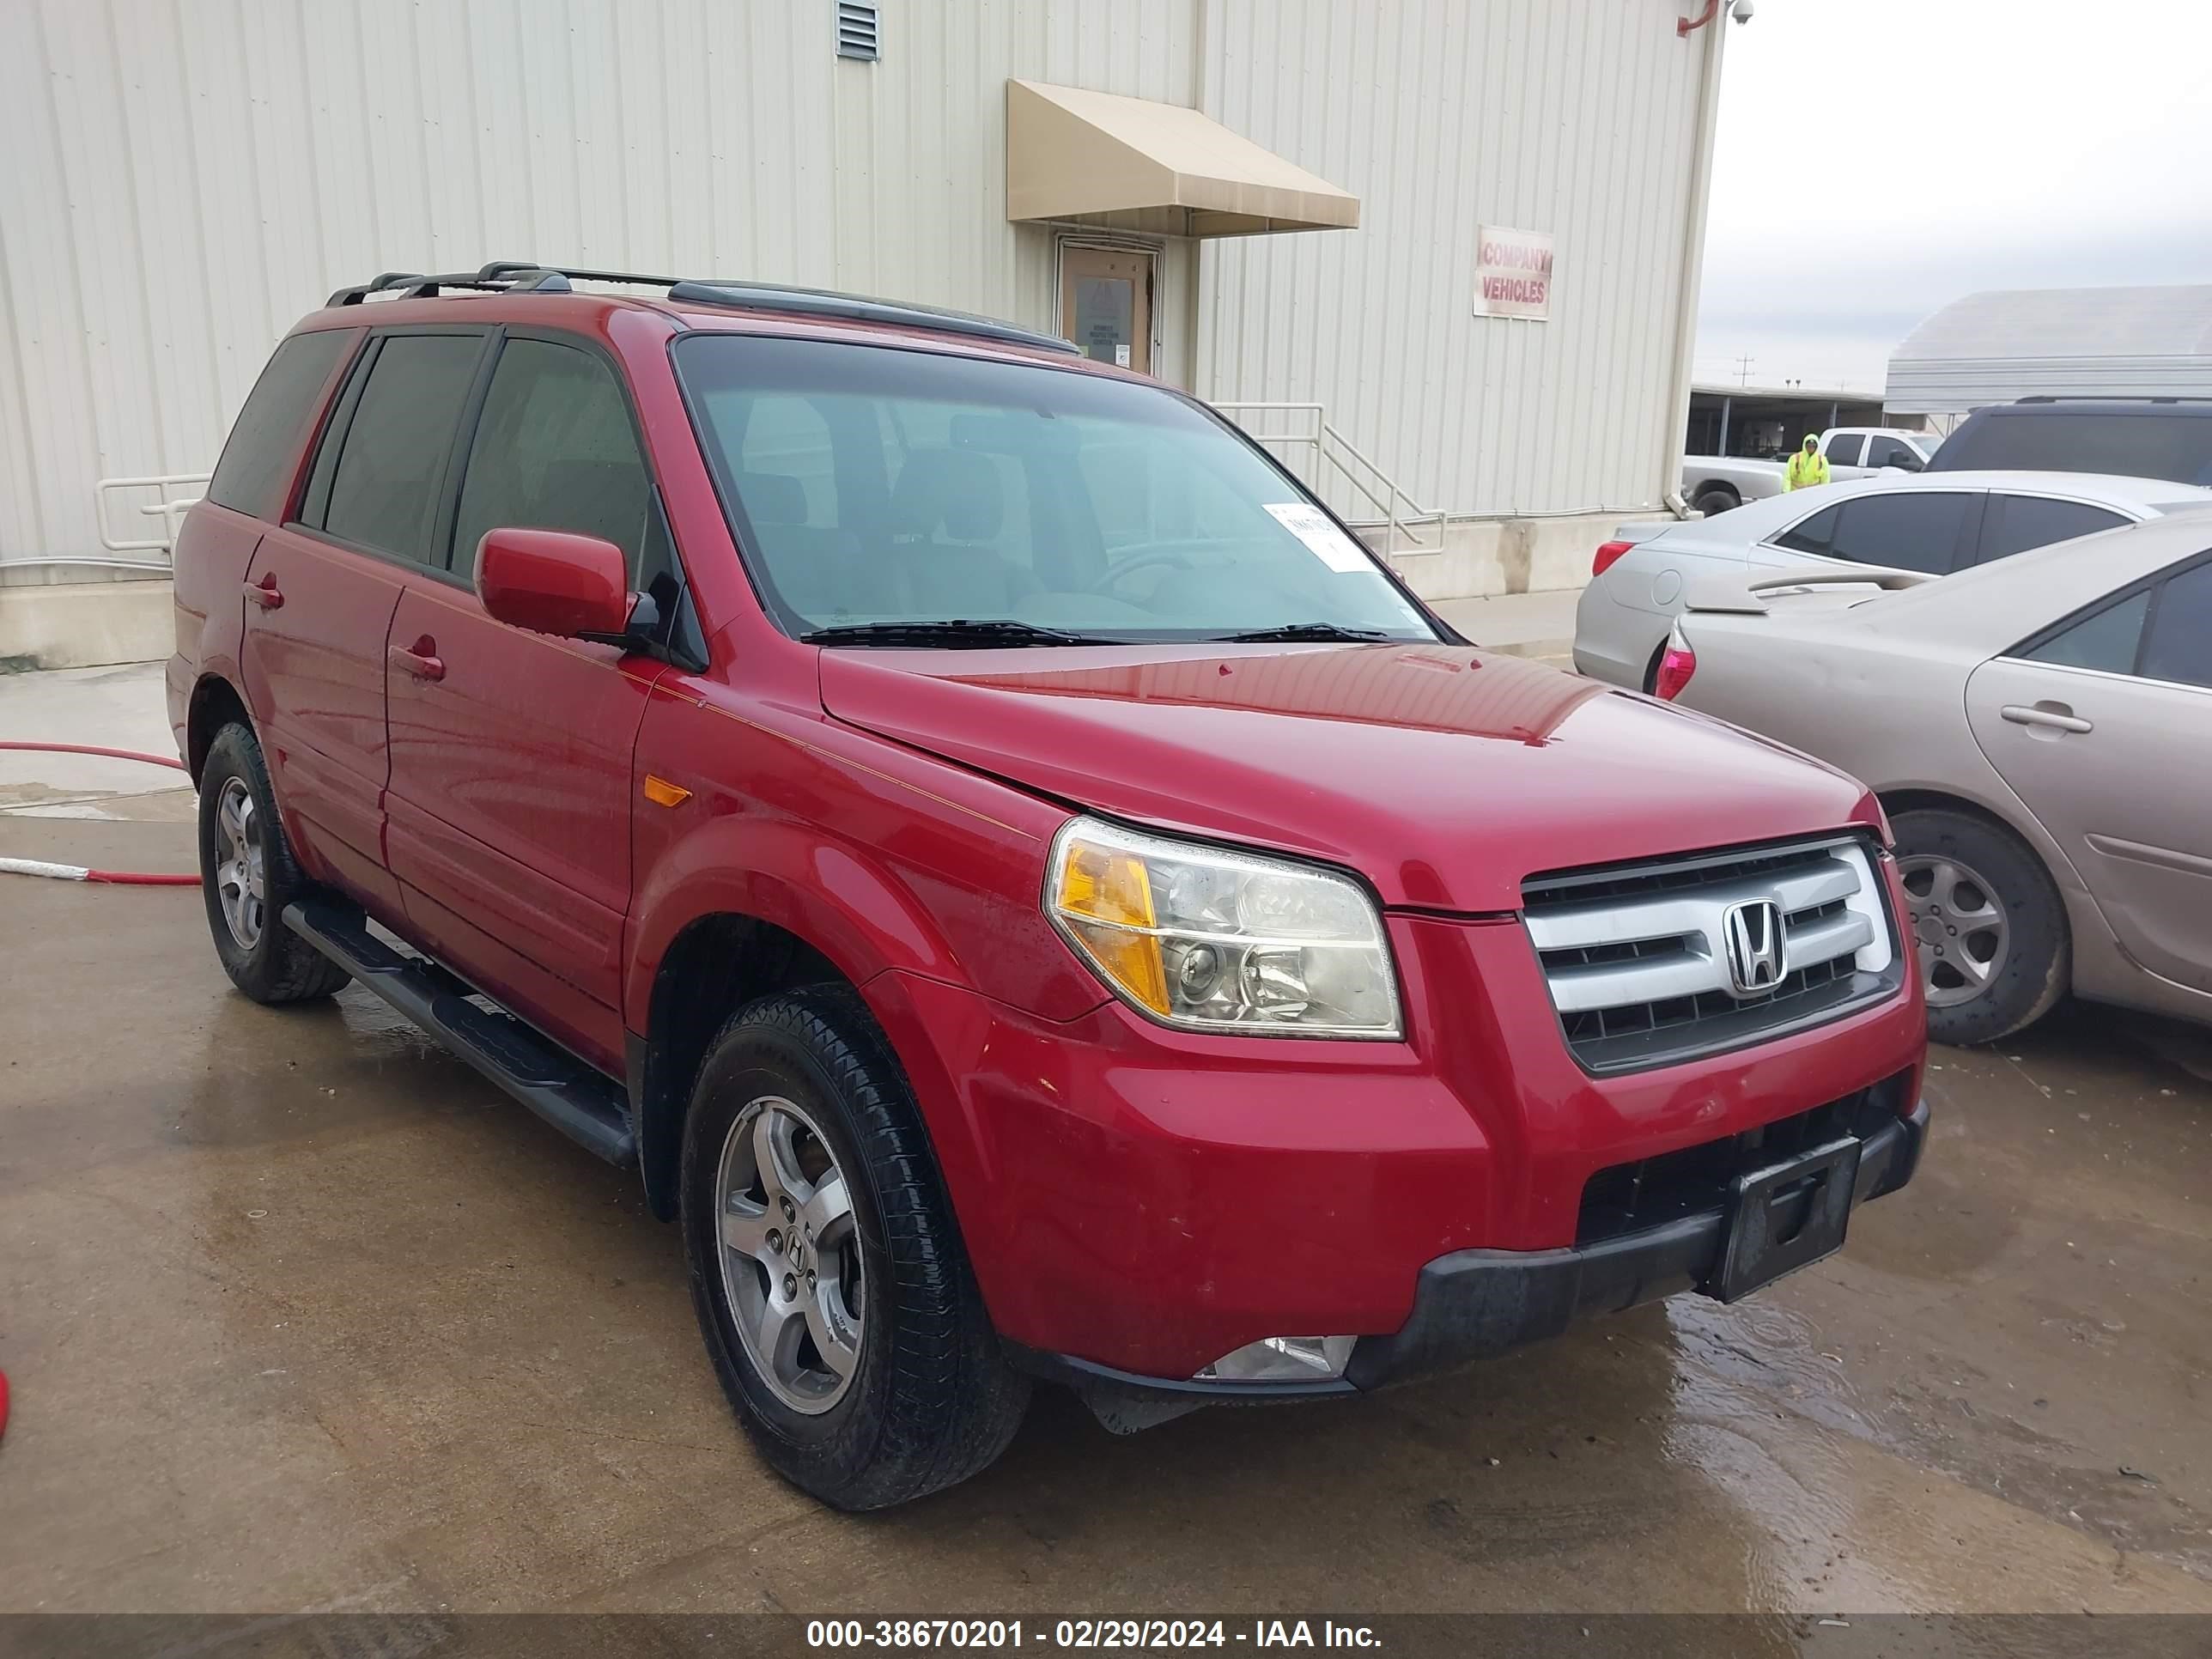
668 280 1079 355
326 261 678 306
324 260 1079 355
2013 395 2212 405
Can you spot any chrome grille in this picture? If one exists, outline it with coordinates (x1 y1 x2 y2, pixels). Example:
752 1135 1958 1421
1523 836 1902 1074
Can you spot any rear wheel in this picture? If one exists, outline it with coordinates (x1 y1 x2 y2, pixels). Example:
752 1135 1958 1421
680 985 1029 1510
1890 807 2067 1046
197 722 351 1004
1693 486 1738 517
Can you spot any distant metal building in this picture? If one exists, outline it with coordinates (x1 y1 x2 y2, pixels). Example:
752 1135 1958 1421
1 0 1732 611
1887 285 2212 415
1686 384 1892 460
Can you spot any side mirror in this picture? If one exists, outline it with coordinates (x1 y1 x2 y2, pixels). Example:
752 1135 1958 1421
475 527 634 640
1887 454 1923 473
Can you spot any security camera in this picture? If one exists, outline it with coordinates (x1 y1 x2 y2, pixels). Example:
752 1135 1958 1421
1730 0 1755 21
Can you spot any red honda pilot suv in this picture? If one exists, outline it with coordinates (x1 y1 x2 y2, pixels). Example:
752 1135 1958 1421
170 263 1928 1510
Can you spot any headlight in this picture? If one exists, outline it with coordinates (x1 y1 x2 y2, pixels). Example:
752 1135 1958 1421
1045 817 1401 1038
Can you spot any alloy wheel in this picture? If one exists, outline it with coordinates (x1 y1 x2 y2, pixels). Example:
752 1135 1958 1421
1897 853 2010 1009
714 1094 865 1414
215 776 266 951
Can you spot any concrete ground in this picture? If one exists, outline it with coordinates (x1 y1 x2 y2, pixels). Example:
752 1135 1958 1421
3 640 2208 1618
1432 586 1577 669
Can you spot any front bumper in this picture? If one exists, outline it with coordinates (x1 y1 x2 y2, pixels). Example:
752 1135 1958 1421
1346 1093 1924 1388
1013 1097 1927 1410
867 897 1926 1388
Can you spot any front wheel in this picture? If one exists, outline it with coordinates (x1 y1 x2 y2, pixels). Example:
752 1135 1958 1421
1890 807 2068 1046
680 985 1029 1510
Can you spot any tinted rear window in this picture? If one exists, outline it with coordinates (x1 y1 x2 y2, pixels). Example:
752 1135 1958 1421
1935 410 2212 486
321 335 486 562
1979 494 2129 562
2023 588 2149 674
2142 559 2212 690
204 331 353 518
1826 492 1976 574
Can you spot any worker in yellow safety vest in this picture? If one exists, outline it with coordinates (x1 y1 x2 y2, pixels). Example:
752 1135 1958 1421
1785 434 1830 491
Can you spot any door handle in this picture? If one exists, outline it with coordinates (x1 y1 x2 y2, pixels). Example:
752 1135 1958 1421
388 639 446 683
2001 703 2092 734
243 575 283 610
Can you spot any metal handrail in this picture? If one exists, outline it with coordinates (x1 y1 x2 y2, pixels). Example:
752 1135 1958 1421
1211 403 1443 556
95 472 210 561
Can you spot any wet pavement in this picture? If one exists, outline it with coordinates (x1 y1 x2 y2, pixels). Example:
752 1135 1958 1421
1 805 2208 1617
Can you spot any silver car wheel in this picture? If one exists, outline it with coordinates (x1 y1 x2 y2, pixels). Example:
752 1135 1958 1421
214 777 266 951
714 1094 863 1415
1898 853 2010 1009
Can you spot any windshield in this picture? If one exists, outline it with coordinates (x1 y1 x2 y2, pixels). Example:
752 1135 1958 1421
672 335 1438 644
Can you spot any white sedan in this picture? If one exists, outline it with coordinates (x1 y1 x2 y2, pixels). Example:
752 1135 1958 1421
1574 471 2211 691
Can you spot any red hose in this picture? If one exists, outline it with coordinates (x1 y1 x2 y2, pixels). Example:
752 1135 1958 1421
0 740 201 886
0 741 187 770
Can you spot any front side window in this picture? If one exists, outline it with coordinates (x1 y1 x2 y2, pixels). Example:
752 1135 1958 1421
1825 491 1975 574
452 338 652 578
674 335 1437 644
320 334 487 562
1864 436 1922 469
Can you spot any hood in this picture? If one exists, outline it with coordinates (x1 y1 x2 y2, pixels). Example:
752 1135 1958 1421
818 643 1877 913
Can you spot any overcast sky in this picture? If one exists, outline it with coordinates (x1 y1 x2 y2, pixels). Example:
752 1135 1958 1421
1694 0 2212 394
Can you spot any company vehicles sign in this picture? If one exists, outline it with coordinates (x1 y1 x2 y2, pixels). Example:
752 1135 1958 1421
1473 226 1553 320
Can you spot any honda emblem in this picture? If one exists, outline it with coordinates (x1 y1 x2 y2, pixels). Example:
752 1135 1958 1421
1722 899 1787 997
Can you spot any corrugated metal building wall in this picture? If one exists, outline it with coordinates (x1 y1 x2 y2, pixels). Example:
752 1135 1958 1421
0 0 1721 580
1195 0 1713 521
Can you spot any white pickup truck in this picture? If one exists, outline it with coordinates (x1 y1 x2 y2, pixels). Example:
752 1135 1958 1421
1682 427 1942 516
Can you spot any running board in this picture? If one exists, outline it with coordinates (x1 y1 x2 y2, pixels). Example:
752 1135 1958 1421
283 897 637 1166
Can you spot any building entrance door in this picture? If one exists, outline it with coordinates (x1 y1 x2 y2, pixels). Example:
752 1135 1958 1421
1060 246 1152 374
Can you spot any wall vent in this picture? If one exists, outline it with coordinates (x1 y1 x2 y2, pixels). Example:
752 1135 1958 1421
836 3 880 61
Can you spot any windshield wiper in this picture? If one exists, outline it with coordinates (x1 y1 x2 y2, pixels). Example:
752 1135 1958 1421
1213 623 1396 643
799 618 1116 648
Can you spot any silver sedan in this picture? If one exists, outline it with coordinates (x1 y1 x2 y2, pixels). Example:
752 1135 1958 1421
1657 513 2212 1044
1575 471 2212 691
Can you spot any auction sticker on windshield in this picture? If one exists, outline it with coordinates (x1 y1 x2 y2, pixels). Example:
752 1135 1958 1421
1264 502 1372 573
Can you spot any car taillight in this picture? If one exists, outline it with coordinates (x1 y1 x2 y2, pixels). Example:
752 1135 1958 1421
1591 539 1634 578
1653 623 1696 701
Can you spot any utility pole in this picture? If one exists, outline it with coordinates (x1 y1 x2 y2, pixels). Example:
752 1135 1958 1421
1733 355 1755 387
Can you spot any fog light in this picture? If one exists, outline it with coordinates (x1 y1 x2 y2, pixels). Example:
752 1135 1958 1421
1194 1334 1356 1383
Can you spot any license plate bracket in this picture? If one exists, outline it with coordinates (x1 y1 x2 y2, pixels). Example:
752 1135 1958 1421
1711 1136 1862 1303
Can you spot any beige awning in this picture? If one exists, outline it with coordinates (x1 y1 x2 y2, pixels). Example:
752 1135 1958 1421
1006 80 1359 239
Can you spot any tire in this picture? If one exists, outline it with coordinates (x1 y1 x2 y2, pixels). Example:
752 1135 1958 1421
1890 807 2068 1047
198 721 352 1005
1693 487 1739 518
680 984 1030 1510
